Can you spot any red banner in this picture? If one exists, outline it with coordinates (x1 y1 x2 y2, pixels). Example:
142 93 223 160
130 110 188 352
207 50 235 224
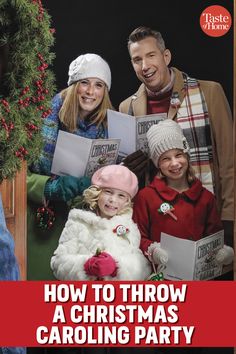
0 281 235 347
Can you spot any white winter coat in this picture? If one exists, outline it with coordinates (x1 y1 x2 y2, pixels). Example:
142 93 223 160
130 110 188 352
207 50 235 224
51 208 151 280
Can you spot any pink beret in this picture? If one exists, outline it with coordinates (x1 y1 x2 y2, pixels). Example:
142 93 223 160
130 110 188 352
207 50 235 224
91 165 138 199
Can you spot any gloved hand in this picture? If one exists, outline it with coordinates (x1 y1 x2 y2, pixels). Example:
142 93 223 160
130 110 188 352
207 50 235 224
147 242 168 265
122 150 149 180
84 251 117 278
44 175 91 202
215 245 234 265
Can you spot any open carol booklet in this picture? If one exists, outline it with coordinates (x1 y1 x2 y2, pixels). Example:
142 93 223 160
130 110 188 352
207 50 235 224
51 130 120 178
160 230 224 280
107 109 166 156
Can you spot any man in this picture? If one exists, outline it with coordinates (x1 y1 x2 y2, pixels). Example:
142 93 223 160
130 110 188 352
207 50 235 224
120 26 233 248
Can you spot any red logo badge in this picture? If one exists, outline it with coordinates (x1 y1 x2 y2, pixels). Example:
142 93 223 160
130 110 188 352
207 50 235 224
200 5 232 37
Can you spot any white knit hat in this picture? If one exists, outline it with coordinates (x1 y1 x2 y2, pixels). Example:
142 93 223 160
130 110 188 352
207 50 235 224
67 53 111 90
147 119 190 167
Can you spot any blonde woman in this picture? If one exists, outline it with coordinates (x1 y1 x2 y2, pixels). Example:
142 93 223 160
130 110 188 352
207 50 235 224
27 54 113 280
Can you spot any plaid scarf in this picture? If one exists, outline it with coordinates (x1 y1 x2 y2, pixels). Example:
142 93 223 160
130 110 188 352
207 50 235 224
176 73 214 193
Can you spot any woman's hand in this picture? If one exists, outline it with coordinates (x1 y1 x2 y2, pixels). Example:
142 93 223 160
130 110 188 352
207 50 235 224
44 175 91 202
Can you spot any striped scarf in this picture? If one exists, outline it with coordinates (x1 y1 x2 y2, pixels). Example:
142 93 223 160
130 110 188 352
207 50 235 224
176 73 214 193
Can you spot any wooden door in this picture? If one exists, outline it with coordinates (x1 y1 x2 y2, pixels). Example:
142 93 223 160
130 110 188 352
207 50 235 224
0 164 27 279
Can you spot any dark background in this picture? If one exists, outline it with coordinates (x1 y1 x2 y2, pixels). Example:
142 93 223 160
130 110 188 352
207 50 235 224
42 0 233 111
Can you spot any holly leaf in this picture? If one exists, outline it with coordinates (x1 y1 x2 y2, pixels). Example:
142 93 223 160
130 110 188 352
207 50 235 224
95 248 102 256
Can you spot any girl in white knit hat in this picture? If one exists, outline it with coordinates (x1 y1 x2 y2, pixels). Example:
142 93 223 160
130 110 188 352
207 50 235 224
133 119 234 279
51 164 151 281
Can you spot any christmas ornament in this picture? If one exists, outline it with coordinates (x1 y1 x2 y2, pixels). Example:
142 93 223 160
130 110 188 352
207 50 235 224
158 202 177 221
113 225 130 243
36 204 55 230
113 225 129 236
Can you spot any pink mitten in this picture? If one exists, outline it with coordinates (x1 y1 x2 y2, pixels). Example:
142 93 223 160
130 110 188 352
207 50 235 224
84 251 117 278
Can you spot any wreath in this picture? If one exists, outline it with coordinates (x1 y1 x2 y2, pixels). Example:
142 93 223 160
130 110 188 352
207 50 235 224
0 0 55 182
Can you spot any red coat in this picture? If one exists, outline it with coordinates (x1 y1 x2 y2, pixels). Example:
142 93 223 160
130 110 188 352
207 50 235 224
133 177 223 254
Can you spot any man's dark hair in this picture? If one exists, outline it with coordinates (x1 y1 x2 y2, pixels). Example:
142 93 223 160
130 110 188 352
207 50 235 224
128 26 166 53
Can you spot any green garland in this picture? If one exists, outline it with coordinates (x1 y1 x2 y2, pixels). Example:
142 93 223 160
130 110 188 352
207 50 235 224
0 0 55 182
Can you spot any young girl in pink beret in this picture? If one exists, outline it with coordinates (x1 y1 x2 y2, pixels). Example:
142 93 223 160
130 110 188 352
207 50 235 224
51 165 151 280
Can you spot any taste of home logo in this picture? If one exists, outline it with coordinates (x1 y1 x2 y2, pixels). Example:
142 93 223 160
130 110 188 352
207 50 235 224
200 5 232 37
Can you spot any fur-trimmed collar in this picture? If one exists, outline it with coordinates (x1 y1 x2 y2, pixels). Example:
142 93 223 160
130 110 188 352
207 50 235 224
68 208 133 228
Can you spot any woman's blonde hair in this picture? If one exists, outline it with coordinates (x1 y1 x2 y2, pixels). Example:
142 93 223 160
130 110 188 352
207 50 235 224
59 82 113 132
83 185 132 215
158 154 196 184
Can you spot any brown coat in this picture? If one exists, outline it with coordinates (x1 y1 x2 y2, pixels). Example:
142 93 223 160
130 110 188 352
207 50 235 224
119 67 233 221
